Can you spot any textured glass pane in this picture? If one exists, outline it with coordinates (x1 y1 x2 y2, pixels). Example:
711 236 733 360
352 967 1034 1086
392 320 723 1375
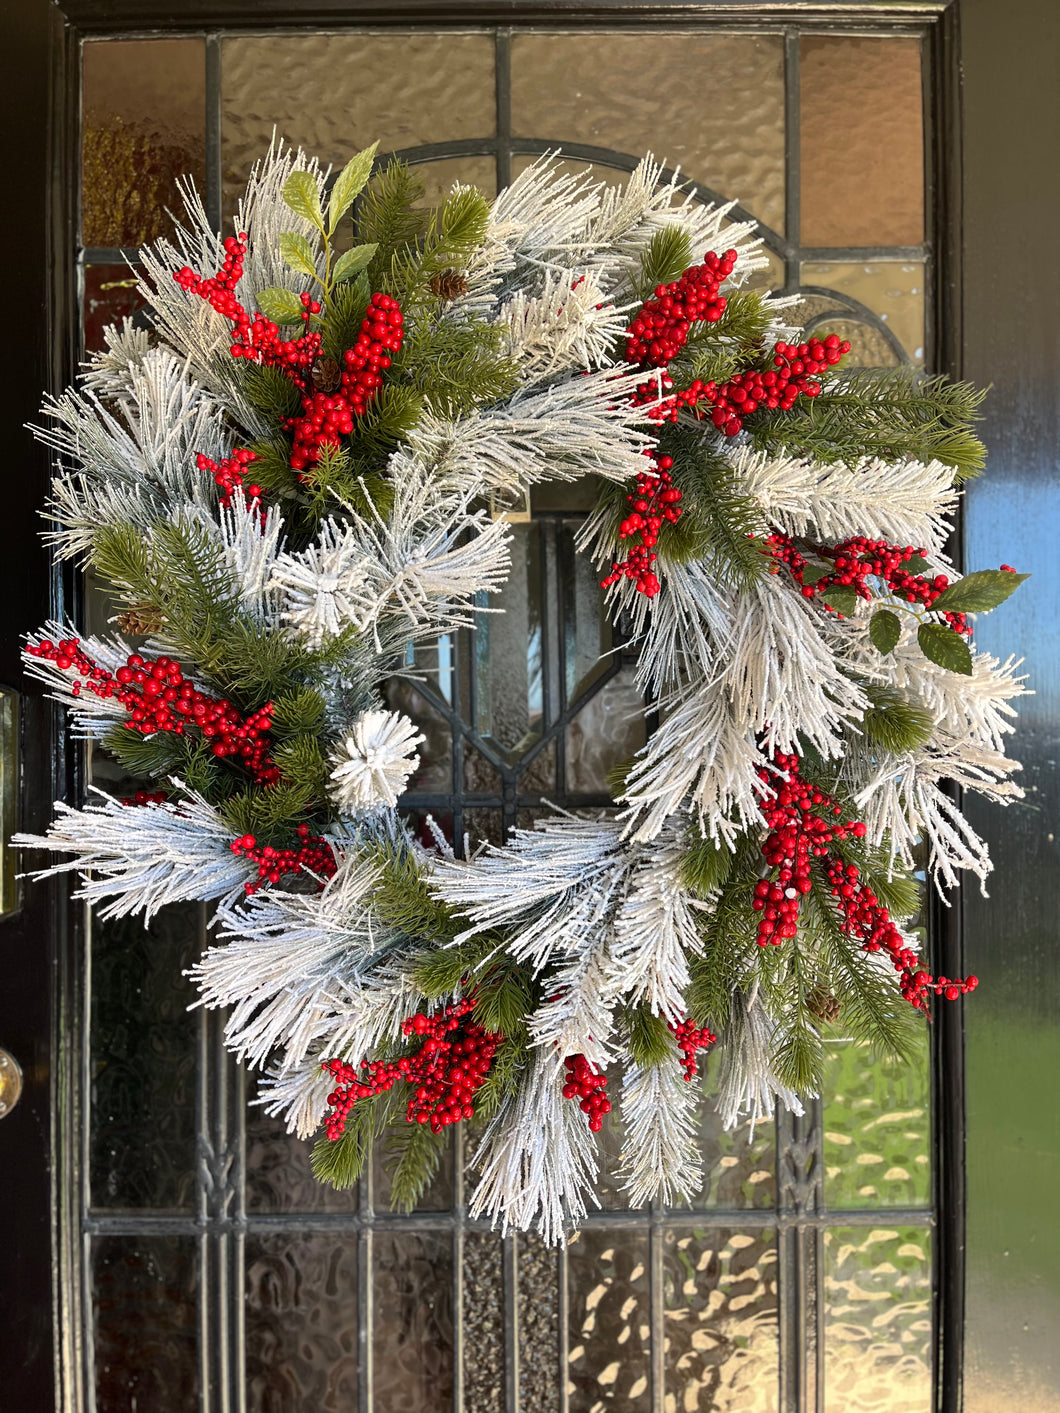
822 1031 930 1210
692 1079 777 1210
244 1110 360 1213
382 677 452 793
90 905 198 1210
463 742 503 795
221 33 496 216
664 1227 779 1412
519 740 556 796
800 38 924 248
245 1234 358 1409
824 1226 932 1413
83 265 148 354
559 521 612 704
464 1232 506 1411
519 1233 561 1409
800 260 925 363
93 1236 198 1408
473 523 543 756
511 33 785 233
373 1231 454 1410
565 664 646 794
82 39 205 248
464 807 506 848
567 1229 650 1409
410 155 497 207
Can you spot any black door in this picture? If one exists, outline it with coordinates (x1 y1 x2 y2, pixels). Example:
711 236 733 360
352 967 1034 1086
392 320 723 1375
1 4 1057 1411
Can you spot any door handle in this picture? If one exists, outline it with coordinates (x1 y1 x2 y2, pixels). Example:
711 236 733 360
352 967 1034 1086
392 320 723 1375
0 1049 23 1117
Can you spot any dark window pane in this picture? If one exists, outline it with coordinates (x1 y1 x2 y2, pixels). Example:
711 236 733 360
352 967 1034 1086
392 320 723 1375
800 37 924 247
244 1109 360 1213
83 264 148 354
90 905 198 1210
82 38 206 248
245 1234 359 1410
372 1231 454 1411
93 1236 199 1409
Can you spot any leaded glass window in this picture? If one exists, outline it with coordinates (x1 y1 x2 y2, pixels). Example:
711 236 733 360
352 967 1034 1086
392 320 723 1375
78 20 941 1411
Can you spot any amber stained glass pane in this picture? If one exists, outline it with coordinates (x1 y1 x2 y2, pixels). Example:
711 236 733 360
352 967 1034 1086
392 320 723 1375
245 1234 359 1409
93 1236 199 1409
82 39 206 249
799 37 924 248
511 33 785 233
801 260 925 363
567 1229 651 1409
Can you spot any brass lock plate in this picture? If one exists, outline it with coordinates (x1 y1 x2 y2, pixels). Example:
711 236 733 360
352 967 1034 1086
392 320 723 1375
0 1049 23 1118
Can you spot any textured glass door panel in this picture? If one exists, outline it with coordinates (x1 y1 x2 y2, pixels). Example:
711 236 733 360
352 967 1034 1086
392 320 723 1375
510 32 786 233
823 1227 932 1413
83 264 148 355
372 1232 455 1410
799 37 924 248
245 1235 359 1410
93 1236 199 1408
821 1033 930 1211
517 1234 562 1410
663 1227 779 1412
89 906 199 1211
82 39 206 249
244 1111 360 1213
565 665 646 795
800 261 925 364
690 1083 777 1211
472 523 544 756
567 1230 651 1409
464 1231 506 1413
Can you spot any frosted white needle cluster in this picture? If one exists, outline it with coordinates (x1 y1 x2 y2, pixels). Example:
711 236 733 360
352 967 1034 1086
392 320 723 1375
13 139 1026 1244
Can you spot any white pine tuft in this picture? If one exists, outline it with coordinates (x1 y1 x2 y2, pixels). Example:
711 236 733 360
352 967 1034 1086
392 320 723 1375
329 709 425 812
618 1047 704 1206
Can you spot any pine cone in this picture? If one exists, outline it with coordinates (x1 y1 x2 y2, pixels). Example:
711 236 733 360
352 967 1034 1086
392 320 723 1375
428 268 469 301
311 356 341 394
807 987 841 1023
116 603 165 636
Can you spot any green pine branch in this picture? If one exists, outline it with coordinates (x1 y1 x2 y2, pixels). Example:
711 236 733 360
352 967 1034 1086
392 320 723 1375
382 1121 450 1213
311 1086 397 1189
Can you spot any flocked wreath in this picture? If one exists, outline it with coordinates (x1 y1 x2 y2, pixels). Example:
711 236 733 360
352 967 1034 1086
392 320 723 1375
15 144 1028 1242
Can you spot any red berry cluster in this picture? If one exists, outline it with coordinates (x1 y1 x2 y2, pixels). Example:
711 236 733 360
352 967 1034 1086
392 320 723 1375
321 998 501 1141
601 451 682 598
562 1054 612 1132
766 533 971 634
196 449 262 509
625 248 738 367
669 1017 717 1080
753 751 975 1010
122 789 169 806
26 638 280 785
288 293 404 474
176 241 404 478
698 336 850 437
230 825 337 895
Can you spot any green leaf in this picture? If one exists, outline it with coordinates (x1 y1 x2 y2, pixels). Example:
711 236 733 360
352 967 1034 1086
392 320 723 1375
904 554 931 574
332 243 378 284
282 170 325 231
821 585 859 618
279 231 318 280
256 286 306 326
918 622 974 675
801 561 833 586
328 143 379 234
869 608 902 655
930 568 1029 614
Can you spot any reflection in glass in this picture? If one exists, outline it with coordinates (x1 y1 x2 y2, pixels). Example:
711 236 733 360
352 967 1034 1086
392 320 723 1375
245 1235 358 1409
82 39 206 248
565 665 646 794
511 32 786 233
83 265 148 355
382 677 452 793
567 1229 651 1409
664 1227 780 1412
822 1030 930 1210
801 260 925 364
93 1236 199 1408
373 1232 454 1411
799 37 924 248
824 1226 932 1413
559 521 612 705
473 523 543 757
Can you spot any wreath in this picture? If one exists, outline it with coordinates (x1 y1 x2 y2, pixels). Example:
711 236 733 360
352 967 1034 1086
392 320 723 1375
16 144 1027 1242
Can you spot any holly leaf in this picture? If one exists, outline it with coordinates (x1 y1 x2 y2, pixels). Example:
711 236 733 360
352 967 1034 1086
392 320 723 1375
821 585 859 618
918 622 974 675
282 170 325 231
801 561 832 586
256 287 305 326
332 243 378 285
279 232 318 281
930 568 1029 613
869 609 902 655
327 143 379 234
904 554 931 574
